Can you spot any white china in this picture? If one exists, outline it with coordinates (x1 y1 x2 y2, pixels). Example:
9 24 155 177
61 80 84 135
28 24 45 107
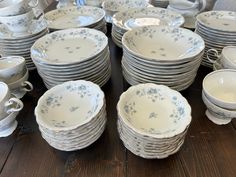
0 56 26 84
117 83 191 158
45 6 106 32
195 11 236 68
112 7 184 47
31 28 111 89
84 0 102 7
150 0 169 8
202 91 235 125
121 25 204 91
0 111 19 137
0 82 23 119
203 69 236 110
35 80 107 151
8 70 33 98
102 0 152 23
0 0 38 16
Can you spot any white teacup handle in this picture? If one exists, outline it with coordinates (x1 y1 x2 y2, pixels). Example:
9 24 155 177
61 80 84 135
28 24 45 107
34 9 45 20
207 48 220 64
21 81 33 92
4 98 24 114
28 0 39 8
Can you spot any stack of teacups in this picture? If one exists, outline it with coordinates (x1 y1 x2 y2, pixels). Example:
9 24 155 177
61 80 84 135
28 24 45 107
0 0 49 70
202 69 236 125
117 84 192 159
0 56 33 98
206 46 236 71
0 82 24 137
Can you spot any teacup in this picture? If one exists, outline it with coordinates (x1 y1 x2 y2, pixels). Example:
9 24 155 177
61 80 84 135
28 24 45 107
0 82 23 120
8 70 33 98
0 0 38 16
207 46 236 69
0 9 42 33
0 56 26 84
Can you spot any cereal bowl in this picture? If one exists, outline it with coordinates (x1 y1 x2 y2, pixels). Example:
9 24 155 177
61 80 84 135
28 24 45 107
203 69 236 109
35 80 105 131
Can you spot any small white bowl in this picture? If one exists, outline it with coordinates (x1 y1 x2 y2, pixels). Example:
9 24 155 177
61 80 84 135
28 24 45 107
117 83 192 138
203 69 236 110
202 91 235 125
0 56 26 84
35 80 105 131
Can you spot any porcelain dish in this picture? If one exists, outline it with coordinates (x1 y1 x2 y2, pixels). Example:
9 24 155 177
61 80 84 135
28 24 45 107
45 6 107 33
121 25 204 91
112 7 184 47
35 80 107 151
31 28 111 89
117 83 191 158
150 0 169 8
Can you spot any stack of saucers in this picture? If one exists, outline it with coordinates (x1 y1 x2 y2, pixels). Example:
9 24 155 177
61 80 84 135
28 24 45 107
0 19 48 70
101 0 153 23
35 80 107 151
122 25 204 91
117 84 192 159
45 6 107 33
195 11 236 68
31 28 111 89
112 7 184 47
150 0 169 8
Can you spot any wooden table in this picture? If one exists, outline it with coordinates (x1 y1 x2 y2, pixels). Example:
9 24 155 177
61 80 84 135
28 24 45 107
0 4 236 177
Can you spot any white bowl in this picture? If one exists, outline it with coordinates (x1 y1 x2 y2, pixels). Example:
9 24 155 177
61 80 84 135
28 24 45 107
202 91 236 125
221 46 236 69
0 56 26 84
122 25 205 62
35 80 105 131
203 69 236 109
117 83 192 138
0 0 32 16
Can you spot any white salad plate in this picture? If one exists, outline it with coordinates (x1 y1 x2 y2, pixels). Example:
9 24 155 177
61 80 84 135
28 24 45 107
121 25 204 91
31 28 111 89
35 80 107 151
117 83 191 159
195 11 236 68
45 6 107 33
112 7 184 47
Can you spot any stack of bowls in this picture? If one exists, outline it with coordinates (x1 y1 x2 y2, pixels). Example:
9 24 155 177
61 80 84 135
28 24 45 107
117 84 192 159
112 7 184 47
35 80 107 151
0 82 24 137
45 6 107 33
31 28 111 89
150 0 169 8
101 0 152 23
0 56 33 98
0 0 48 70
195 11 236 68
202 69 236 125
122 25 205 91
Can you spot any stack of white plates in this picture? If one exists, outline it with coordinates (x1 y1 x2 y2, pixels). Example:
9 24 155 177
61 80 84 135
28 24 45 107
112 7 184 47
0 19 48 70
35 80 107 151
117 84 192 159
122 25 205 91
101 0 153 23
195 11 236 68
150 0 169 8
45 6 107 33
31 28 111 89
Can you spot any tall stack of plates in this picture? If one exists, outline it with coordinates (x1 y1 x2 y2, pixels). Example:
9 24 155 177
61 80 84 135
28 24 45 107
122 26 205 91
31 28 111 89
0 19 48 70
195 11 236 68
112 7 184 47
150 0 169 8
117 84 192 159
45 6 107 33
35 80 107 151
